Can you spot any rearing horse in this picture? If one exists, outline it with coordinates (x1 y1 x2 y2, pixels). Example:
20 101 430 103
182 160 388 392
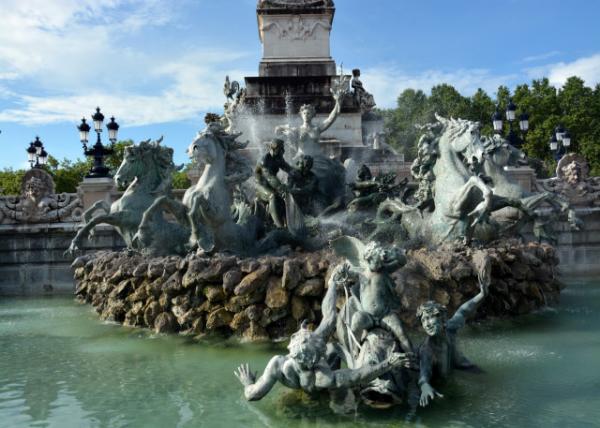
65 138 187 256
184 126 255 253
136 124 266 255
136 123 300 256
478 135 580 236
377 115 499 244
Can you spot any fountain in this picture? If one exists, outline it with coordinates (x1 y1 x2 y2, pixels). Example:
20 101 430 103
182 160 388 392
1 1 596 426
58 1 585 421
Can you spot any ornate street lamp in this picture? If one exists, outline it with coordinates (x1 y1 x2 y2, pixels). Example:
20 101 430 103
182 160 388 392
39 148 48 166
106 117 120 143
562 130 571 148
33 135 43 155
492 99 528 149
518 112 529 133
78 107 118 178
492 108 503 133
549 134 558 152
26 136 48 168
78 118 91 146
506 99 517 122
92 107 104 133
555 124 566 141
27 143 36 165
549 126 572 161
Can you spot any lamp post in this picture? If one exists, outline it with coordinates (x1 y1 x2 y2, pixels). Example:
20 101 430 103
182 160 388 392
26 136 48 169
491 99 529 149
549 124 572 161
78 107 119 178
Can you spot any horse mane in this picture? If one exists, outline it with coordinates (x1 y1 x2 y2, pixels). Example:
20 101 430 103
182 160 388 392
435 113 480 142
199 124 252 186
128 137 177 193
201 123 249 153
412 114 479 203
481 135 501 152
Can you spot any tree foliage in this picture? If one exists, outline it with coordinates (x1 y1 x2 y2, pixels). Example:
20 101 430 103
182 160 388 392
47 156 92 194
382 75 600 176
0 169 26 195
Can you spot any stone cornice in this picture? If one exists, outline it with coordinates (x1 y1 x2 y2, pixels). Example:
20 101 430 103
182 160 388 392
257 0 335 17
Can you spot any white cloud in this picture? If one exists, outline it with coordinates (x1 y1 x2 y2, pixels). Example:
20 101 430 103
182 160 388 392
0 62 254 126
0 0 186 92
521 51 561 63
0 0 254 126
526 53 600 87
547 54 600 87
362 66 518 108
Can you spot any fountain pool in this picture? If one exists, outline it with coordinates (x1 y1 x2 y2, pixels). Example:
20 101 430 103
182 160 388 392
1 278 599 428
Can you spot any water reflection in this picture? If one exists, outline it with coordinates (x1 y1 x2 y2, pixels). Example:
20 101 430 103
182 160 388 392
1 279 599 427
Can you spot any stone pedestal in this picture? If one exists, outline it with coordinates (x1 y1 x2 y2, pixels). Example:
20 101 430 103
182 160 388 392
186 163 204 185
505 166 536 193
257 0 335 68
77 177 117 211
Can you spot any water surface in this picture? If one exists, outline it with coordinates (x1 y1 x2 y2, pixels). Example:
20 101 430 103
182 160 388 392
1 278 599 428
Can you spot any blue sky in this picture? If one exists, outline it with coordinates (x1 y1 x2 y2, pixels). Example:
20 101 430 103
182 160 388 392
1 0 599 169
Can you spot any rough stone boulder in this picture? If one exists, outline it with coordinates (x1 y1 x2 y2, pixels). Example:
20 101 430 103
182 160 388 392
265 277 289 309
154 312 177 334
73 240 562 341
234 265 271 296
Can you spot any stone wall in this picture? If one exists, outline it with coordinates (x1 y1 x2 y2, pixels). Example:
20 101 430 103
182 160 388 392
0 223 123 295
554 207 600 275
72 241 561 341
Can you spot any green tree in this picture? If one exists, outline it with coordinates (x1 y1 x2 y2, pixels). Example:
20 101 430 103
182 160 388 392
380 75 600 176
105 139 134 172
0 169 26 195
558 77 595 156
582 84 600 175
428 84 470 119
382 88 431 160
172 170 192 189
46 156 91 193
469 88 495 135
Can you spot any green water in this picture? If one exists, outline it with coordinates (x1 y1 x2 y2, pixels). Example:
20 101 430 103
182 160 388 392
1 279 599 428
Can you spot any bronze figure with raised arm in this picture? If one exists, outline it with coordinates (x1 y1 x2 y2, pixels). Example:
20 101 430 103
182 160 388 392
417 251 491 407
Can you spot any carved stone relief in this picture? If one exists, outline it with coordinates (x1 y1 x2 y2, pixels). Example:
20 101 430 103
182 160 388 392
0 169 83 224
262 16 331 41
537 153 600 207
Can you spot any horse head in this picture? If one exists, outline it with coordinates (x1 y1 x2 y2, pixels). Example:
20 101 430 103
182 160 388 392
482 134 530 170
115 137 175 191
435 113 485 169
187 127 223 166
481 135 512 168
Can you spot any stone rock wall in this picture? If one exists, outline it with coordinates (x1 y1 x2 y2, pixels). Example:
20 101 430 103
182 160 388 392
72 241 561 341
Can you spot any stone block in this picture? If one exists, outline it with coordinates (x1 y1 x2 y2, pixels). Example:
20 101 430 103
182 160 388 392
78 177 117 211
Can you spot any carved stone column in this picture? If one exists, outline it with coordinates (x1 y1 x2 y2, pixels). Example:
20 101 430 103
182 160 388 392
77 177 117 211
